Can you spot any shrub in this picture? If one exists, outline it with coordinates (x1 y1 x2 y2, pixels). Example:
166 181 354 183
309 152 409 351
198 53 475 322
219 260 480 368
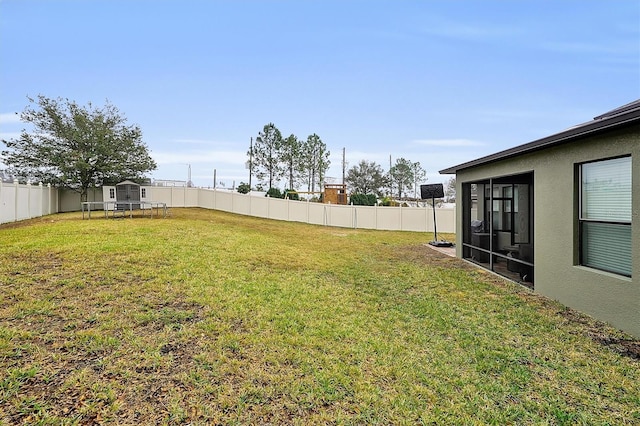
350 193 377 206
380 196 400 206
284 190 299 200
266 188 283 198
237 182 251 194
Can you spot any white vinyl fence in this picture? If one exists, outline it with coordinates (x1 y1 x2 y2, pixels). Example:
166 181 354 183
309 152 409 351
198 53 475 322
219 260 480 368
1 185 456 234
0 181 58 224
148 187 456 234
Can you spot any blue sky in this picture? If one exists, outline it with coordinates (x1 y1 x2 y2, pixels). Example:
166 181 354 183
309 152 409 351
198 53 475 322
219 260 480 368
1 0 638 188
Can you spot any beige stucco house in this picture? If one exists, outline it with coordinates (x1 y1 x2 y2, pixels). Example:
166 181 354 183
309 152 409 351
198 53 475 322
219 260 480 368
441 100 639 337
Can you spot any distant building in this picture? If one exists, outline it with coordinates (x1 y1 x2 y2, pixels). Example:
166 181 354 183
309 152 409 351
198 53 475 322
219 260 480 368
323 184 347 205
151 179 188 187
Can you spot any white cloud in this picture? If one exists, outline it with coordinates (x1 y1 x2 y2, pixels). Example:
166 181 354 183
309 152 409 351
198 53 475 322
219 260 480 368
0 132 21 141
477 109 539 119
541 41 637 56
152 149 246 166
0 112 21 124
418 19 521 41
344 150 390 162
412 139 485 147
173 138 230 145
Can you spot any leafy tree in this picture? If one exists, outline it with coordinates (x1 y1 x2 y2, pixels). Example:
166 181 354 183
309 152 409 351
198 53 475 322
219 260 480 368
281 134 302 191
444 176 456 202
237 182 251 194
388 158 426 199
1 95 156 201
411 161 427 199
251 123 283 190
300 134 330 193
388 157 414 198
345 160 387 196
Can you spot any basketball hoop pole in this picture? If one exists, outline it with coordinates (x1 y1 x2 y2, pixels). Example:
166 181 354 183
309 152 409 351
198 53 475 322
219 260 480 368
432 195 437 242
421 183 454 248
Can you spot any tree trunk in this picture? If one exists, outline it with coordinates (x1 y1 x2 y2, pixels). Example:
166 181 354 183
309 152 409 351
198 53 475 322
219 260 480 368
289 167 294 190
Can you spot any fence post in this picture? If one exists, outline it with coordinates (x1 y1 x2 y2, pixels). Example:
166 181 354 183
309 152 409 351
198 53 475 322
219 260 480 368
39 182 43 218
28 182 33 218
14 179 19 222
47 183 52 215
375 202 378 230
352 203 358 229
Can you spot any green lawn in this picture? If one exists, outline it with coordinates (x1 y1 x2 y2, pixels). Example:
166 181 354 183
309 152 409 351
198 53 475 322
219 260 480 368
0 208 638 425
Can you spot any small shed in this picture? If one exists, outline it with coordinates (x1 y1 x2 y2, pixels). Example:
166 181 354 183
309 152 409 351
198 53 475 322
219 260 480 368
323 184 347 205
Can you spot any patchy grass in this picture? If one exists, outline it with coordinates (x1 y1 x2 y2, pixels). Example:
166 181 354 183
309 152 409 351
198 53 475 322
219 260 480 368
0 208 638 425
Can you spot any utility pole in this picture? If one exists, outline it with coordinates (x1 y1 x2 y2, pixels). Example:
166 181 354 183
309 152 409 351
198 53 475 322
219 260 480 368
342 147 346 185
389 155 393 197
413 162 418 200
249 137 253 189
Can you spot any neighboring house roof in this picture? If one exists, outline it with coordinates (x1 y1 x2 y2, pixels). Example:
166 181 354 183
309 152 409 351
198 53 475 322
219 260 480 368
440 99 640 174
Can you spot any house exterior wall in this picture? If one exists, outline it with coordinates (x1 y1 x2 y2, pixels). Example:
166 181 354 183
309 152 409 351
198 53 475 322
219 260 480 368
453 127 639 336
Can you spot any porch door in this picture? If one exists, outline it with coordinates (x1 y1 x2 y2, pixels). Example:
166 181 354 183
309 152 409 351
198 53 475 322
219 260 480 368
462 172 534 286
